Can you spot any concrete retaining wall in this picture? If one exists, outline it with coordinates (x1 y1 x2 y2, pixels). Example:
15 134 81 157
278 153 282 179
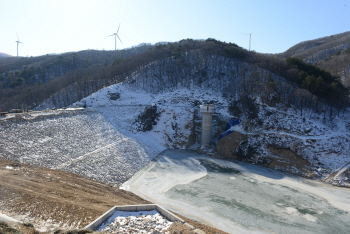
84 204 195 231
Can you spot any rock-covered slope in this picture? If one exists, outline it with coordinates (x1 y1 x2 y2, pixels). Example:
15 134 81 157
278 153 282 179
0 109 160 185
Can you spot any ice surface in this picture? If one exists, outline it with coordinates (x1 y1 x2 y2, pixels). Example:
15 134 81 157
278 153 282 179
122 149 350 234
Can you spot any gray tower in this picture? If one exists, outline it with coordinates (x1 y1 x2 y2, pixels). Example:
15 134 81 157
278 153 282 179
199 105 215 146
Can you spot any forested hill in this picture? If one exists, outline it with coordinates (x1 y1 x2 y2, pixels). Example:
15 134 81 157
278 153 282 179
279 31 350 61
0 43 153 87
279 31 350 88
0 38 349 115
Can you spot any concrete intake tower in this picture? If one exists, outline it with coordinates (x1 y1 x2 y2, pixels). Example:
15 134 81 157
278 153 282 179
199 105 215 146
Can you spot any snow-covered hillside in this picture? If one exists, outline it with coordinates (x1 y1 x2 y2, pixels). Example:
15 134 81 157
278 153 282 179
221 102 350 179
0 80 229 186
0 109 162 185
75 79 350 185
1 50 350 187
78 82 230 149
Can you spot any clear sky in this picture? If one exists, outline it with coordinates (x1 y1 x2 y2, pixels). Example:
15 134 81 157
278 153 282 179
1 0 349 57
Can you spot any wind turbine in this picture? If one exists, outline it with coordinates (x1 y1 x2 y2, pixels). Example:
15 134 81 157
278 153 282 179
108 23 122 50
243 32 253 51
15 33 23 57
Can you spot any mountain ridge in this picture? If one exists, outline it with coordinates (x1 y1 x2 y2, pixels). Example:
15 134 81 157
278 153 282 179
279 31 350 59
1 37 348 113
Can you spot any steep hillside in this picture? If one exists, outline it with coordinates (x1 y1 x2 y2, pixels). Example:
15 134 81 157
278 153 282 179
279 31 350 88
317 47 350 87
279 31 350 62
1 38 348 114
71 53 349 185
0 109 162 186
0 44 153 75
84 74 350 186
0 44 153 110
1 38 350 188
39 48 348 116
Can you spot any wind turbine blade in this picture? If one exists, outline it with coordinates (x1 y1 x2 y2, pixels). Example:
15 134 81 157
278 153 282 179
117 35 123 44
117 23 121 34
17 33 19 41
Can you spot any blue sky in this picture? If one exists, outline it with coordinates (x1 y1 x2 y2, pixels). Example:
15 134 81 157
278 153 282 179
1 0 349 57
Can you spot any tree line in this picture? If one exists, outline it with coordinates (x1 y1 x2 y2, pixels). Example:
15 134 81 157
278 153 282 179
0 38 348 117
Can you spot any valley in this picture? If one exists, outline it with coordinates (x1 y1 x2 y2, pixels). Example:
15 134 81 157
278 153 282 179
1 33 350 234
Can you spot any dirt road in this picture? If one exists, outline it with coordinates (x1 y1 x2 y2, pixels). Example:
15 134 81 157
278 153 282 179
0 158 227 234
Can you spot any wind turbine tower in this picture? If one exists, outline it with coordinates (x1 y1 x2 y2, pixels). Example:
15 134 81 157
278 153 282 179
15 33 23 57
109 23 123 50
244 32 253 51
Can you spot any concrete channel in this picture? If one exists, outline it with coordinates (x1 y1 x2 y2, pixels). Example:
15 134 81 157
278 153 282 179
84 204 204 233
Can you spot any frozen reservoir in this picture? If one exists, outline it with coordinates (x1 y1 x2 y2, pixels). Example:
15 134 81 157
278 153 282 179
121 149 350 234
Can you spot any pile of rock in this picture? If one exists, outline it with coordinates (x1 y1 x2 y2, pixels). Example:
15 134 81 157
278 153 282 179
97 210 173 234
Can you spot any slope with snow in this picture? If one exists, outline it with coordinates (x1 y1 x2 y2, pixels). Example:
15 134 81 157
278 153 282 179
0 109 160 185
2 75 348 187
78 81 230 150
231 102 350 177
77 79 350 183
1 50 350 187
